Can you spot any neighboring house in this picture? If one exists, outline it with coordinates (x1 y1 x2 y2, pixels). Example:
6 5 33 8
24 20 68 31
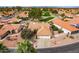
28 22 52 39
0 24 24 40
8 18 22 23
1 11 15 17
18 11 29 18
0 17 22 24
53 18 79 34
65 13 74 17
0 29 10 40
64 18 72 21
37 26 52 39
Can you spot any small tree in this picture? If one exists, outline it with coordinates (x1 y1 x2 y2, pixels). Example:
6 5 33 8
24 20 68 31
69 36 74 39
51 25 58 31
51 10 58 14
60 13 65 17
17 40 36 53
0 43 10 53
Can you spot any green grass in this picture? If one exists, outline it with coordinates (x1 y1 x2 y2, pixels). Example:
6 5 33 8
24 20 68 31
40 17 54 22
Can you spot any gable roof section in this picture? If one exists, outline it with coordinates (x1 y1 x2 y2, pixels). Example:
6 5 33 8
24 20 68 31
28 22 41 31
28 22 52 36
37 26 51 36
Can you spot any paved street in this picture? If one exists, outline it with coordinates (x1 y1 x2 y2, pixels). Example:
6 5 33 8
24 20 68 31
8 42 79 53
37 42 79 53
36 33 79 53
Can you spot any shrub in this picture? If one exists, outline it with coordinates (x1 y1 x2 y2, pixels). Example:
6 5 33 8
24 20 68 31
69 36 74 39
0 43 10 53
58 29 63 33
51 25 58 31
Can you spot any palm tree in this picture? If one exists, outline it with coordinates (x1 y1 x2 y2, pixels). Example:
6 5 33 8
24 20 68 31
17 40 36 53
0 43 10 53
21 29 37 40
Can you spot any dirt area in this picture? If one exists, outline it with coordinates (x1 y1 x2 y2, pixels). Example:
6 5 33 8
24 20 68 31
0 33 23 48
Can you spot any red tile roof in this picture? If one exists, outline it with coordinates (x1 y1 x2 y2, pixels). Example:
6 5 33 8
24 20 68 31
0 24 21 36
18 11 28 17
0 29 8 36
8 18 18 23
28 22 41 30
28 22 52 36
53 18 79 32
0 18 18 23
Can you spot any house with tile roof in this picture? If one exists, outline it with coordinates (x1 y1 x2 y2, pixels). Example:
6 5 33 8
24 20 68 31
18 11 29 18
0 24 24 40
28 22 52 39
53 17 79 34
0 17 22 24
64 13 74 17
